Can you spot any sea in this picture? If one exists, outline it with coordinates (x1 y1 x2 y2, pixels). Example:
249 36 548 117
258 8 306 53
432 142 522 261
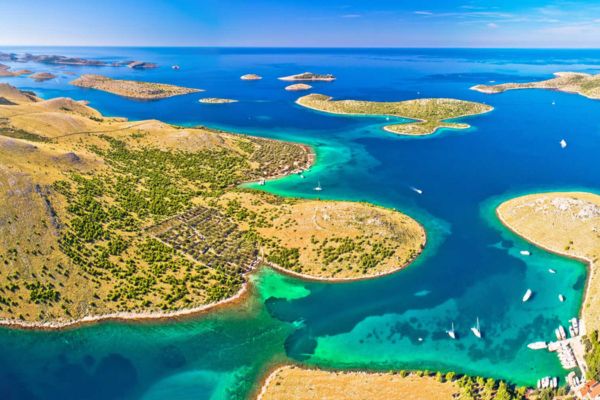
1 47 600 400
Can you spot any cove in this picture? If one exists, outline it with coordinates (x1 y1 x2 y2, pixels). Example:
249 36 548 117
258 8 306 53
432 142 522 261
0 47 599 399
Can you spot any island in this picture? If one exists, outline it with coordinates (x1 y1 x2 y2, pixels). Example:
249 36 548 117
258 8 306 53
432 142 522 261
279 72 336 81
257 365 527 400
497 192 600 331
29 72 56 82
0 51 157 69
241 74 262 80
285 83 312 91
0 63 31 77
472 72 600 100
70 74 202 100
0 83 425 327
198 97 238 104
296 93 493 136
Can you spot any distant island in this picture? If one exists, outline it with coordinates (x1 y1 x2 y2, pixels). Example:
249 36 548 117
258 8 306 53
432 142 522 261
241 74 262 80
285 83 312 91
70 74 202 100
296 93 493 136
199 97 238 104
0 51 157 69
29 72 56 82
279 72 336 81
472 72 600 100
0 63 31 77
497 192 600 332
0 83 425 327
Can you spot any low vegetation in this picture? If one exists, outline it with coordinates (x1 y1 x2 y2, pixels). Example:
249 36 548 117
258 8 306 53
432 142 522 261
70 74 202 100
0 84 424 324
472 72 600 100
296 93 493 136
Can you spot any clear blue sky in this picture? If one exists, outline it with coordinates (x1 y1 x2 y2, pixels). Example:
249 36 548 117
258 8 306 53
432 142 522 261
1 0 599 47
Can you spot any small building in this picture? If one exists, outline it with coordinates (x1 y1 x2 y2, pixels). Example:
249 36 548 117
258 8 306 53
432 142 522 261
579 380 600 399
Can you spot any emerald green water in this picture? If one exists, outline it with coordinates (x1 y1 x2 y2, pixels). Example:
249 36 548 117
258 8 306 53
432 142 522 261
0 47 597 399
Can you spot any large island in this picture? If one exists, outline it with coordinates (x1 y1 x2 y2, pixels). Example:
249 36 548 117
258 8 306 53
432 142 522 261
296 93 493 136
0 83 425 327
472 72 600 100
70 74 202 100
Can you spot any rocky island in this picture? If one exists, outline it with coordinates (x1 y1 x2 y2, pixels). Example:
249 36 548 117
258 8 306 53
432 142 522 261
279 72 336 81
0 63 31 77
29 72 56 82
198 97 238 104
472 72 600 100
241 74 262 80
0 83 425 327
285 83 312 91
0 51 157 69
296 93 493 136
70 74 202 100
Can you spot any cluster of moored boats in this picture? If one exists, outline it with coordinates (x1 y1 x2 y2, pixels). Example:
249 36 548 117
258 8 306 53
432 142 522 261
518 252 565 304
537 376 558 389
446 318 481 340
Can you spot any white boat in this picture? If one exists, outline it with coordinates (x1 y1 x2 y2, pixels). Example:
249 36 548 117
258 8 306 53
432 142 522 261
314 181 322 191
471 317 482 339
258 178 266 186
559 325 567 340
300 174 305 179
552 377 558 388
447 322 456 340
522 289 533 302
527 341 547 350
172 65 180 70
410 187 423 195
552 101 556 105
560 139 567 149
520 250 531 256
548 268 556 274
559 294 565 302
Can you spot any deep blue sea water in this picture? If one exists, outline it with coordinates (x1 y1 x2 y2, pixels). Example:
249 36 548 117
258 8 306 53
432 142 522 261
1 47 600 399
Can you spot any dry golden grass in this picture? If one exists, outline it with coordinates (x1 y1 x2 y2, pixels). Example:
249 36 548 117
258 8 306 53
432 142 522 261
70 74 202 100
0 83 425 324
472 72 600 100
210 191 425 279
258 366 459 400
497 192 600 331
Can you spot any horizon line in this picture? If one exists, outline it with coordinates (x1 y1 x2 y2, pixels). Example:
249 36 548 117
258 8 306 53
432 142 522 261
2 45 600 50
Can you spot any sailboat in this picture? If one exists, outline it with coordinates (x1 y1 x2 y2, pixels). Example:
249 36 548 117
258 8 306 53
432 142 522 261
410 186 423 195
314 180 322 191
471 317 482 339
447 322 456 339
560 139 567 149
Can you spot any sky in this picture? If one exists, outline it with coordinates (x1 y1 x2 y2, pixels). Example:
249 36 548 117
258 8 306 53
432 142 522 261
1 0 600 47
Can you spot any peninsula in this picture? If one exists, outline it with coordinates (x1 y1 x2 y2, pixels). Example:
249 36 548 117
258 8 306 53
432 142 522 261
279 72 336 81
285 84 312 91
0 83 425 327
241 74 262 80
472 72 600 100
296 93 493 136
497 192 600 331
257 365 528 400
70 74 202 100
198 97 238 104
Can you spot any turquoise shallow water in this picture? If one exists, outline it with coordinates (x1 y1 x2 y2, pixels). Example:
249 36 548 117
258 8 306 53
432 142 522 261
1 47 599 399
